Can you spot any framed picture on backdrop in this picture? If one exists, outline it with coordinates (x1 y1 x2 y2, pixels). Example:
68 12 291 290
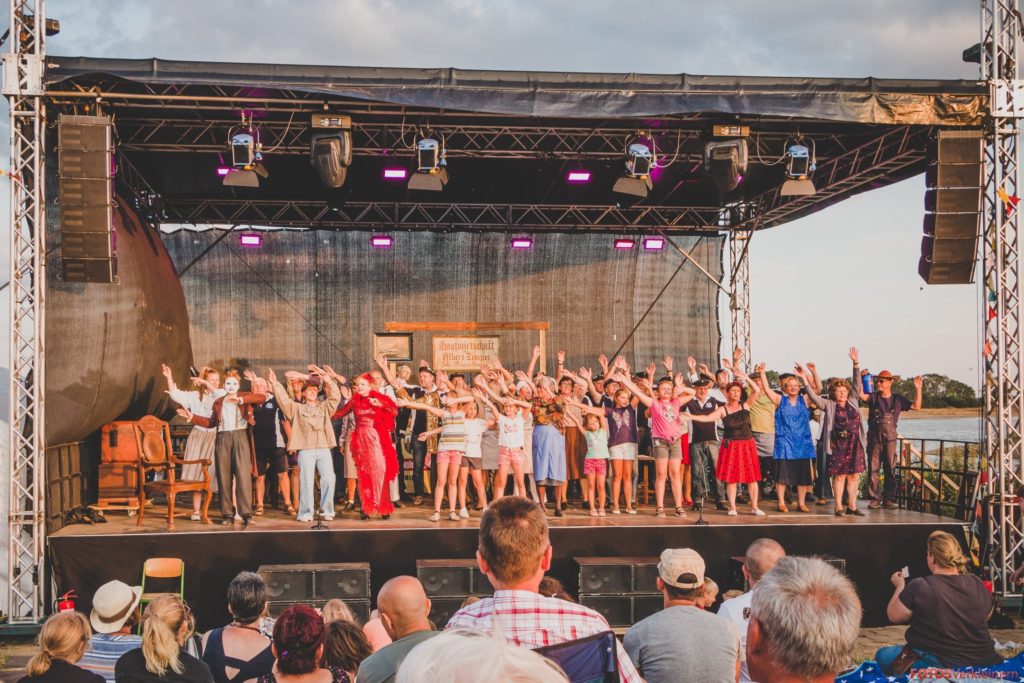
373 333 413 362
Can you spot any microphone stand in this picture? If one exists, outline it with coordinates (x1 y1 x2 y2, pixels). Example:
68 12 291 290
311 506 327 530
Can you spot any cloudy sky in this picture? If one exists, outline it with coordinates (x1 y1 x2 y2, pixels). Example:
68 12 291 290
0 0 983 390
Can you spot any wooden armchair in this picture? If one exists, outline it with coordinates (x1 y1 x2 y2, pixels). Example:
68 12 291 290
133 415 212 530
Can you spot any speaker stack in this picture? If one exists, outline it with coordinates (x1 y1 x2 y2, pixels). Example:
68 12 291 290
58 114 117 283
576 557 662 628
416 559 492 626
919 130 983 285
258 563 371 622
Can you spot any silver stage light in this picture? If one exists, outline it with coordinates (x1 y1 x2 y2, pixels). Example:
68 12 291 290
613 141 655 198
408 137 449 192
781 143 816 196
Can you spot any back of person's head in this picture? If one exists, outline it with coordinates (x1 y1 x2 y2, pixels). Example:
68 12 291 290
27 611 91 676
744 538 786 585
227 571 267 624
395 628 568 683
538 576 575 603
478 496 549 585
321 599 356 625
141 594 191 677
321 619 373 674
273 604 325 675
927 530 969 573
377 576 431 639
749 557 861 680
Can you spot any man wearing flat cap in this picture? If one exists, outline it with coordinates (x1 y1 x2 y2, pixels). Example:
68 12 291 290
78 580 143 683
849 347 922 510
624 548 741 683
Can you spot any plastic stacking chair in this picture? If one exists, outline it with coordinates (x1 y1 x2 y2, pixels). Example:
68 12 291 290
140 557 185 614
534 630 618 683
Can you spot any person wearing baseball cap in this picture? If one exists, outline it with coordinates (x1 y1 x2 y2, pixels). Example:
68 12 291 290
78 580 143 683
624 548 742 683
849 347 923 509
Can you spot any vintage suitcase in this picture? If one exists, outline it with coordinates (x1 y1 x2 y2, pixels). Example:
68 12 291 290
101 421 141 463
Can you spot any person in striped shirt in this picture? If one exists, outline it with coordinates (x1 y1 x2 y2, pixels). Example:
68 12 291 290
446 496 642 682
78 580 143 683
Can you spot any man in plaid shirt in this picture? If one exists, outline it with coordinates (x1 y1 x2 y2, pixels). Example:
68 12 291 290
446 496 642 682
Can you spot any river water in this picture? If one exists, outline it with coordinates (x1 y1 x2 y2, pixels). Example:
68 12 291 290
899 416 983 443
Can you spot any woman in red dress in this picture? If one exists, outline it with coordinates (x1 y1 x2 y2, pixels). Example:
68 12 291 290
334 374 399 520
684 371 764 516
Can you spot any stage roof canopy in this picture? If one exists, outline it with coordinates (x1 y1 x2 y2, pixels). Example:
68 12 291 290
45 57 987 234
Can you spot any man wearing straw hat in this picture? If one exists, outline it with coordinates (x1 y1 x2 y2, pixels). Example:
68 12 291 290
850 348 923 510
78 580 143 683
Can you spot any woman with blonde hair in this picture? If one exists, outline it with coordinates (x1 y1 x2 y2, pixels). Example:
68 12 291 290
875 530 1002 675
18 611 102 682
115 594 213 682
320 599 355 625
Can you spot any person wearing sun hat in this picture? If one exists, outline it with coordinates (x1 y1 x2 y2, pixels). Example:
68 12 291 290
849 347 923 510
624 548 742 683
78 580 143 683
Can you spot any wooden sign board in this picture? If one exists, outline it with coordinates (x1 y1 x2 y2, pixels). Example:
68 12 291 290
432 336 500 372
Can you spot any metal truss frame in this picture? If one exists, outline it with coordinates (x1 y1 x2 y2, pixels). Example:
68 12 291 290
158 198 727 234
982 0 1024 599
727 226 753 363
4 0 47 622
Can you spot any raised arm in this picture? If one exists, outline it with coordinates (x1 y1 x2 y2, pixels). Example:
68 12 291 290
613 372 653 407
561 410 586 436
268 368 297 419
566 397 604 417
911 375 923 411
396 398 446 418
673 373 696 401
526 345 542 381
796 365 826 410
472 387 499 417
374 353 402 390
682 406 726 423
849 346 869 402
740 373 762 409
757 363 781 406
806 361 823 394
161 364 178 393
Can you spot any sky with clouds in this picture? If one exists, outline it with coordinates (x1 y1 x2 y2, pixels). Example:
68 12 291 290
0 0 985 391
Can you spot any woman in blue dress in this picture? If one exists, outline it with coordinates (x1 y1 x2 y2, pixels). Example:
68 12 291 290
757 363 816 513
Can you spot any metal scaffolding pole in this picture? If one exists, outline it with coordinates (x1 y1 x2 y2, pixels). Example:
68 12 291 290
3 0 47 621
981 0 1024 598
728 229 752 364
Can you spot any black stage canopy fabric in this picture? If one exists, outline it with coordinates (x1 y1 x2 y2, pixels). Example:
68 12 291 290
45 57 984 126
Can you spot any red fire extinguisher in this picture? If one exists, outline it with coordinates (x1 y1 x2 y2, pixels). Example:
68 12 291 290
55 590 77 612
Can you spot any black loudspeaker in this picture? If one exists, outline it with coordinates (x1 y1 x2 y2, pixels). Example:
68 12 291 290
579 595 633 627
58 114 116 283
259 566 314 602
728 555 848 592
258 563 371 602
427 597 468 627
576 557 660 594
919 130 983 285
416 559 491 597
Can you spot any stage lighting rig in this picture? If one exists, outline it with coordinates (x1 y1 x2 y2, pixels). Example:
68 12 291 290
310 114 353 189
613 136 656 198
223 113 268 188
704 139 748 194
780 141 816 196
408 135 449 192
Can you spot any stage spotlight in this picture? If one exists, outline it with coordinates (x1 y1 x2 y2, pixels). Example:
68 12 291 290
510 236 533 250
614 238 635 250
371 234 394 248
705 139 748 194
781 143 817 196
383 168 408 180
408 137 449 192
613 140 655 198
310 130 353 189
239 232 262 248
224 118 268 187
567 170 592 183
642 236 665 251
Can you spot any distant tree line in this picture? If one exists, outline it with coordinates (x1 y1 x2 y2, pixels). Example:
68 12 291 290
753 369 979 408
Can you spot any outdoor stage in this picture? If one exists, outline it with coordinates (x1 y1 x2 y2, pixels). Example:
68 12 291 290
48 502 964 629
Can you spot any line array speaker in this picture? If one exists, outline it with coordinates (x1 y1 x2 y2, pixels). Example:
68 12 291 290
919 130 983 285
58 114 117 283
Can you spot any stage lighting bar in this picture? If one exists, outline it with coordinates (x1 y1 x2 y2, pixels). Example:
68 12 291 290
567 170 592 183
383 168 408 180
239 232 263 248
371 234 394 248
642 236 665 251
781 142 817 196
510 236 533 250
614 238 635 250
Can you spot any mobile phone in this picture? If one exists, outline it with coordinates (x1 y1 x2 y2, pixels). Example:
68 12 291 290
901 566 910 579
189 366 199 378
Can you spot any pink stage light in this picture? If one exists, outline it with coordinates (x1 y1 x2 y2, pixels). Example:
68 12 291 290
383 168 408 180
239 233 262 247
510 237 533 250
614 238 635 250
217 166 231 176
643 236 665 251
371 234 394 248
567 170 591 183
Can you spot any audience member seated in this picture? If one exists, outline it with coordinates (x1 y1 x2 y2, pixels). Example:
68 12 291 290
537 576 575 602
698 577 719 610
257 604 346 683
321 620 372 681
356 576 438 683
445 496 641 682
746 557 860 683
115 594 214 683
716 538 786 682
395 628 568 683
78 579 144 683
17 611 104 683
623 548 741 683
321 600 356 625
201 571 274 683
875 530 1002 675
361 610 393 653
